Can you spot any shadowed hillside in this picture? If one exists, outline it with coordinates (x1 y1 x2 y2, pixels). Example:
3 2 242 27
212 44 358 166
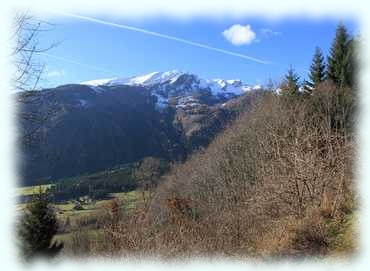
19 82 259 186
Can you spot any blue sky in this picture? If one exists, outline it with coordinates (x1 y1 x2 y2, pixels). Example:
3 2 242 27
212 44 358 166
36 14 357 88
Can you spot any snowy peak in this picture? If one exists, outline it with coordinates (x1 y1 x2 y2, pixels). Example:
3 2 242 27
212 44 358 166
81 70 258 96
81 78 115 86
118 70 183 86
81 70 183 87
81 70 263 111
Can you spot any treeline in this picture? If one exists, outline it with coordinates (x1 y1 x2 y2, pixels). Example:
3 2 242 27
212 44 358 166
64 23 356 258
281 22 356 95
47 165 136 202
47 158 168 202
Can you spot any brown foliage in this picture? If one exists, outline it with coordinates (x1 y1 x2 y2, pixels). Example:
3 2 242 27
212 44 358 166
70 83 355 258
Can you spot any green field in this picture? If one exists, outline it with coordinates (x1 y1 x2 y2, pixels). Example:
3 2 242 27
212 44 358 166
16 186 144 225
53 191 145 246
15 184 54 212
53 190 142 225
53 228 105 244
15 184 53 196
16 183 146 248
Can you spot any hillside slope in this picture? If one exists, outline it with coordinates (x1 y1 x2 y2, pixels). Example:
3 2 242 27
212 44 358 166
90 84 355 257
19 72 260 185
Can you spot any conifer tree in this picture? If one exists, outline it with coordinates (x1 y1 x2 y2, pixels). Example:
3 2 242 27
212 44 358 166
18 187 63 260
305 47 326 91
281 66 300 96
266 78 275 92
327 23 353 88
346 37 357 89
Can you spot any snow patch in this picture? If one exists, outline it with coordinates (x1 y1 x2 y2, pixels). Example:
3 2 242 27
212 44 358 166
152 93 169 110
88 85 105 94
253 84 262 90
77 99 90 108
81 78 115 86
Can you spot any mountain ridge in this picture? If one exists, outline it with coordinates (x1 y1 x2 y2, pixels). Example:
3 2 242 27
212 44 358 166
19 70 263 185
80 70 262 109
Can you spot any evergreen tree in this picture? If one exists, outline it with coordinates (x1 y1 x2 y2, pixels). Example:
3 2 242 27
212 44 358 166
346 37 357 89
305 47 326 91
18 187 63 260
327 23 353 88
266 78 275 92
281 66 300 96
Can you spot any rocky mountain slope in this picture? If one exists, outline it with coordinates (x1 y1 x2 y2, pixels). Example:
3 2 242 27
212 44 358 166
19 71 262 185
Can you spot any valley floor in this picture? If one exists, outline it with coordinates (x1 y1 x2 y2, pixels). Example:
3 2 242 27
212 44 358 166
16 185 146 254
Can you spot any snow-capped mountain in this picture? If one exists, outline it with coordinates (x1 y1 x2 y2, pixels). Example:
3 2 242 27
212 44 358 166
81 70 182 87
20 71 263 185
81 70 261 109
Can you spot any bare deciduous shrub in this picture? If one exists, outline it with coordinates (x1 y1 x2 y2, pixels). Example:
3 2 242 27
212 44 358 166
286 209 330 257
69 223 91 256
78 83 355 258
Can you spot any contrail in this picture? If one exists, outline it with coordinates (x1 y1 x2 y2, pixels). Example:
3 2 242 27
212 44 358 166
37 52 114 74
43 9 273 65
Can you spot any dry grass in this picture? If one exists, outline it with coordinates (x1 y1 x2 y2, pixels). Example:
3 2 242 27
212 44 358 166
15 184 53 196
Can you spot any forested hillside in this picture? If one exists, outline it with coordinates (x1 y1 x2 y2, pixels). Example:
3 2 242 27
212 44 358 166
19 77 258 186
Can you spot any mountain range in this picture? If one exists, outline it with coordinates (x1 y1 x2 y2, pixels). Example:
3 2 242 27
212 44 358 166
81 70 262 109
19 70 263 185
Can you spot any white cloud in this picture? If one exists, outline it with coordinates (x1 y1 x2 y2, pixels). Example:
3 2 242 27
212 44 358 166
46 69 66 77
222 24 256 46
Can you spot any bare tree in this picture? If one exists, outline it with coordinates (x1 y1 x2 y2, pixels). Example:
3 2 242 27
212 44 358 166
12 10 54 92
12 10 60 145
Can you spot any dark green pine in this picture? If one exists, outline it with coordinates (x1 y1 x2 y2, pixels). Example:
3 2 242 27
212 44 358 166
327 23 352 88
17 188 63 260
305 47 326 91
281 66 300 96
